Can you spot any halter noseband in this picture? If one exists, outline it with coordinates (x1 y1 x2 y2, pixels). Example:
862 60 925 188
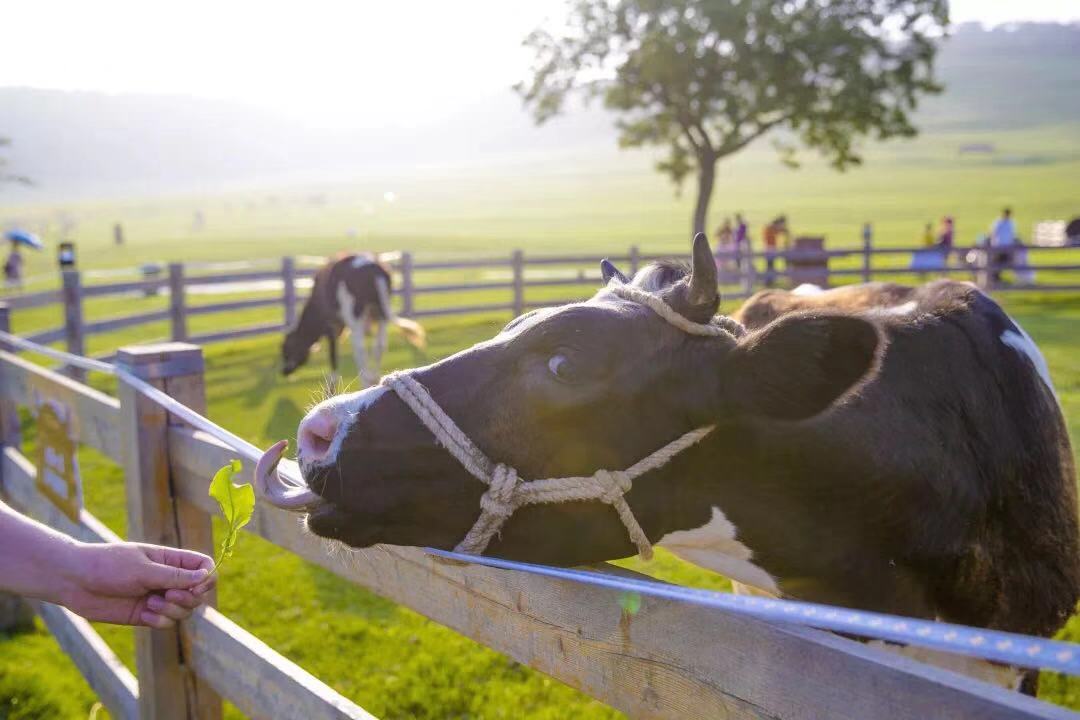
379 282 745 559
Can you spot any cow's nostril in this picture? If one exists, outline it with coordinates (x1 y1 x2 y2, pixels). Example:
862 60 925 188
298 410 340 462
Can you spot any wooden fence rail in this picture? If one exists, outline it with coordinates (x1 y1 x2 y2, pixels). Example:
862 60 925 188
2 244 1079 368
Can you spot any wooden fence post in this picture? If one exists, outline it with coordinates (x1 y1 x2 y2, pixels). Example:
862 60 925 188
862 233 872 284
62 269 85 382
628 245 640 277
511 249 525 318
169 263 187 342
400 251 414 318
0 302 33 633
282 257 297 328
117 343 222 720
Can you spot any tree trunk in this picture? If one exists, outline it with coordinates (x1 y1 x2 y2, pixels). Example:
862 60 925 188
692 155 717 237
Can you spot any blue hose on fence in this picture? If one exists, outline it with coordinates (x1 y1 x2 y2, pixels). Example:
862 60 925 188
2 329 1079 676
428 548 1080 676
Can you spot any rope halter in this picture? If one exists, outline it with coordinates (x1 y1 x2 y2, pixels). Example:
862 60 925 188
379 281 746 559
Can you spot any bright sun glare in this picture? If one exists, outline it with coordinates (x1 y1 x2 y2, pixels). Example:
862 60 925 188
1 0 1077 130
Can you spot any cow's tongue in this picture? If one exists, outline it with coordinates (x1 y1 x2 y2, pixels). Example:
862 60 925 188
255 439 320 511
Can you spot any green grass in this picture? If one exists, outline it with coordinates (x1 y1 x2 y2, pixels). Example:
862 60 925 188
1 122 1079 718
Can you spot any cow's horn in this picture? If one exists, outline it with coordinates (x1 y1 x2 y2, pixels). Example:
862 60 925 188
687 232 718 307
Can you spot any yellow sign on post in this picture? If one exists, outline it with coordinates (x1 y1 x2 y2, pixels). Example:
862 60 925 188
34 399 83 523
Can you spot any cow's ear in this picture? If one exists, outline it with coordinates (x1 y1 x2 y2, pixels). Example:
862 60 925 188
721 312 882 421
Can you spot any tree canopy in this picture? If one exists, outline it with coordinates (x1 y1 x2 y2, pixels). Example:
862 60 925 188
517 0 948 235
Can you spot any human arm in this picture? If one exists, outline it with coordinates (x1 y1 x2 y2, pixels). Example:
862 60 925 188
0 499 214 628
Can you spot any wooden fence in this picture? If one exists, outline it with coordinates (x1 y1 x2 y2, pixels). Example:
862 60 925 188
0 326 1077 717
2 243 1079 369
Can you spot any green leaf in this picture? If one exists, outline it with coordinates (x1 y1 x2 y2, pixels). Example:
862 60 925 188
207 459 253 571
618 591 642 616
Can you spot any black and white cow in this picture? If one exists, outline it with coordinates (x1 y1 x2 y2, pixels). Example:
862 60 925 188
281 253 425 385
262 236 1079 686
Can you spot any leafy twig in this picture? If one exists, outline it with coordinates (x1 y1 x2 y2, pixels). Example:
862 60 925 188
207 459 254 575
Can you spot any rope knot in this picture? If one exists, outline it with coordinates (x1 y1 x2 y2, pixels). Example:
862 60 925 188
595 469 632 504
479 464 519 518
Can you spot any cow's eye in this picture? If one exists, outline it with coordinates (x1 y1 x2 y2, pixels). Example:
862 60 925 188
547 353 578 382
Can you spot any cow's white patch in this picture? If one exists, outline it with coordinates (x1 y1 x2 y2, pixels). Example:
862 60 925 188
791 283 824 296
658 506 779 594
1000 321 1056 397
336 282 371 383
864 300 918 319
350 255 374 269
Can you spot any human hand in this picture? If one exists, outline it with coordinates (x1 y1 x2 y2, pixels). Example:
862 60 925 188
56 542 216 628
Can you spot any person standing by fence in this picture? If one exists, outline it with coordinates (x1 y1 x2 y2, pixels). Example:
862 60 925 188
990 207 1018 283
714 217 734 277
762 215 788 287
3 243 23 289
734 213 749 272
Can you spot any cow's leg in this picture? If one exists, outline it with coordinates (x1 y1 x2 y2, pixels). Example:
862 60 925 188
350 317 372 387
370 319 388 384
326 332 340 390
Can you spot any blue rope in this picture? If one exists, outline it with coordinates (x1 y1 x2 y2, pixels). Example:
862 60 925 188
427 548 1080 676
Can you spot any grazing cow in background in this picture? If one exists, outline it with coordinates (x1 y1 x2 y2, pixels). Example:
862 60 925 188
262 235 1078 691
281 253 425 385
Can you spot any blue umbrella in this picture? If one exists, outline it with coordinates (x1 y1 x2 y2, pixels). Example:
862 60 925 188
4 229 43 250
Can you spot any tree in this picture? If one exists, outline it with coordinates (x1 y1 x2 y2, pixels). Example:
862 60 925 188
0 137 32 187
517 0 948 235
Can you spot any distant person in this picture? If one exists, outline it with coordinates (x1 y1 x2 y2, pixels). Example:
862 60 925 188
861 222 872 247
714 217 734 273
3 244 23 289
990 207 1018 283
734 213 749 274
113 223 124 246
936 216 955 261
762 215 788 287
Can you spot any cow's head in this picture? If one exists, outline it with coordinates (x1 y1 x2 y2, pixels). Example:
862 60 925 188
260 235 882 566
281 330 310 377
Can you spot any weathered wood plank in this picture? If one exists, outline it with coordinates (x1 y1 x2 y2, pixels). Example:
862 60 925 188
83 309 171 336
183 270 282 285
28 601 140 720
187 322 283 345
414 281 514 294
170 427 1074 720
3 289 63 309
61 270 85 381
185 607 377 720
82 279 168 297
23 327 66 346
185 296 282 316
0 350 122 461
411 257 509 270
117 344 206 720
412 303 515 318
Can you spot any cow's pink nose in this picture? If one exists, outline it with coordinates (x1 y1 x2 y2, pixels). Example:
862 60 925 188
298 409 339 462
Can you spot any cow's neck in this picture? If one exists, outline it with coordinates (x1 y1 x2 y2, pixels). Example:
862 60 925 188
295 295 329 346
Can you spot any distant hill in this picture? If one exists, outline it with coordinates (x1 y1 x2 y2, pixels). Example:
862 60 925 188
1 22 1077 202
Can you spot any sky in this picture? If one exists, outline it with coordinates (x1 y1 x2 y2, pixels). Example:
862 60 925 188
2 0 1078 130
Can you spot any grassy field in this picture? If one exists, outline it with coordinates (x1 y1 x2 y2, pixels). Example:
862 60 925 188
1 123 1079 718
